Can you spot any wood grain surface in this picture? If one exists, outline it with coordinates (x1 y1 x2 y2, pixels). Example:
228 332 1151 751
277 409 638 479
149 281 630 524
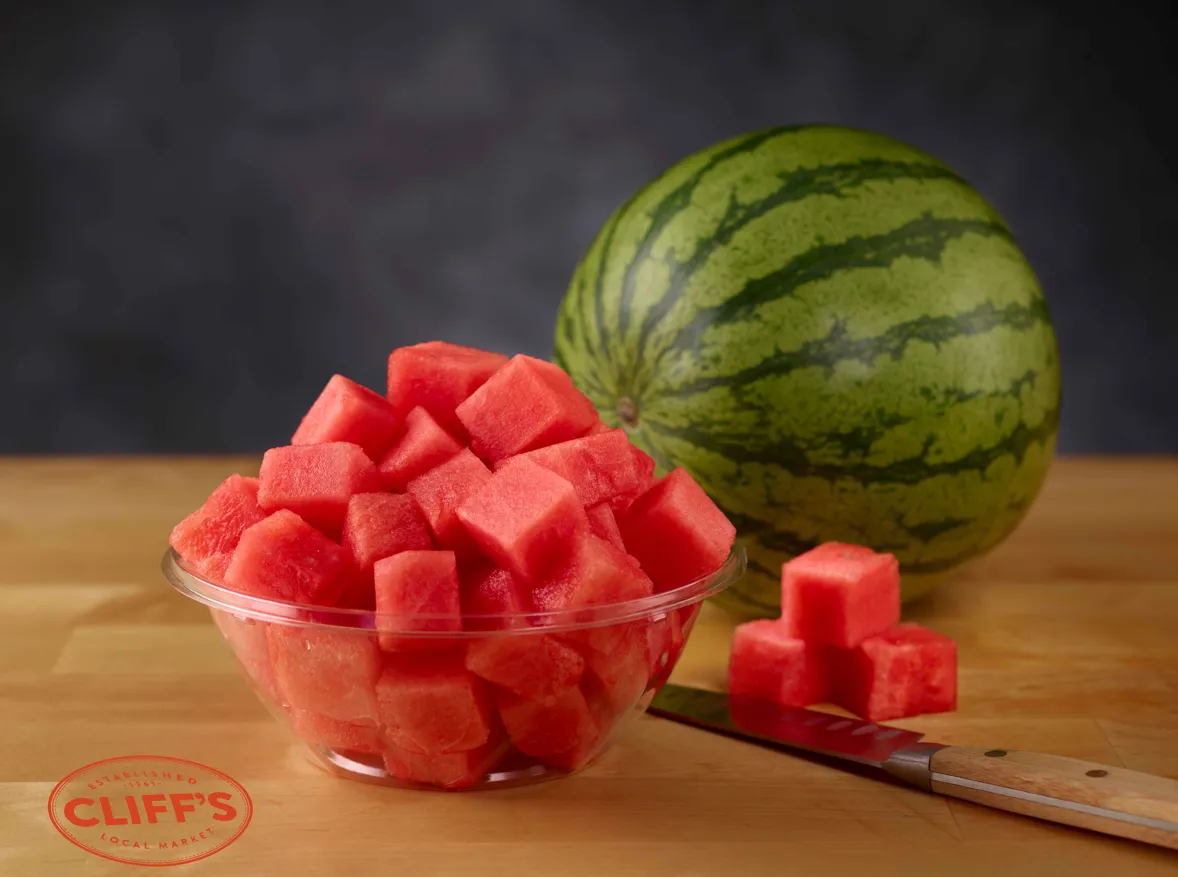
1 457 1176 876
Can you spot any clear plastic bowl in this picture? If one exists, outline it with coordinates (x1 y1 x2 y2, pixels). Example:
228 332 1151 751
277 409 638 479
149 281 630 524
162 545 745 791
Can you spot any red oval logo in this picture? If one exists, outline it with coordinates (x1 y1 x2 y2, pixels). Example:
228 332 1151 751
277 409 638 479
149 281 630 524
48 756 252 867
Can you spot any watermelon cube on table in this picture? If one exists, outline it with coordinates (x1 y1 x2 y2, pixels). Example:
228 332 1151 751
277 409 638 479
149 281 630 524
618 468 736 591
464 634 585 704
455 355 598 462
499 429 647 508
497 686 602 769
459 564 531 629
266 625 380 722
382 736 509 790
456 458 588 583
257 442 382 535
224 510 354 606
286 709 383 755
292 374 402 460
831 623 957 722
373 550 462 651
377 406 463 491
341 493 432 607
170 474 266 581
532 533 654 612
375 656 495 755
728 619 830 707
406 448 493 550
386 341 508 435
585 503 625 550
780 542 900 648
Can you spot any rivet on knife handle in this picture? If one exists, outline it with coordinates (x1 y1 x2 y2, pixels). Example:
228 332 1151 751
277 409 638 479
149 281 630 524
890 746 1178 850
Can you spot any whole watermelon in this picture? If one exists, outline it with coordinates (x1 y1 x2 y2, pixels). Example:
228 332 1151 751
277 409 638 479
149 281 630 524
553 125 1061 618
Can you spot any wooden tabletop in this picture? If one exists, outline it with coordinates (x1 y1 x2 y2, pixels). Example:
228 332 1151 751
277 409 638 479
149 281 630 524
2 457 1176 876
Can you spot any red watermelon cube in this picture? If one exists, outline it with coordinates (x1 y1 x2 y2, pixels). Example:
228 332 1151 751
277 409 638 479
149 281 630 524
456 458 588 583
576 624 650 713
497 686 601 768
341 493 432 606
498 429 646 507
212 610 281 702
292 374 401 460
455 355 597 462
382 736 508 790
587 420 612 435
728 619 830 707
460 564 532 630
610 446 657 514
287 709 383 755
618 468 736 591
533 533 654 612
267 625 380 722
375 656 495 755
224 510 353 606
406 448 493 550
257 442 382 535
585 503 624 550
464 634 584 704
377 406 463 491
831 623 957 721
373 550 462 651
780 542 900 648
386 341 508 435
170 474 266 581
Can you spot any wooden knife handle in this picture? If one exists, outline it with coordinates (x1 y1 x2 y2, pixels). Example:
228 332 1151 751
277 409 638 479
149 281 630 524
912 746 1178 849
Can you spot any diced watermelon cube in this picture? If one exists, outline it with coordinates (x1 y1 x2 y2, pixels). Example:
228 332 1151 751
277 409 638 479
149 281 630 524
831 623 957 721
382 736 509 790
532 533 654 612
575 623 650 714
373 550 462 651
406 448 493 550
609 446 657 514
587 420 612 435
257 442 382 535
170 474 266 581
375 655 495 755
224 510 353 606
287 709 383 755
780 542 900 648
376 406 463 491
618 468 736 592
266 625 380 721
585 503 624 550
497 686 601 768
728 619 829 707
498 429 646 507
212 610 281 702
292 374 402 460
341 493 432 607
455 355 597 462
459 563 532 630
464 634 584 704
386 341 508 435
455 458 588 583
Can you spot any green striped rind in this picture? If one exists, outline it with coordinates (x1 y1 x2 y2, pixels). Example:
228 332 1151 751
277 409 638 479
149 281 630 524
555 125 1061 617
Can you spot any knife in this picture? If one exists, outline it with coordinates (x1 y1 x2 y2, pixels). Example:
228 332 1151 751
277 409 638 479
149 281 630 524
649 683 1178 850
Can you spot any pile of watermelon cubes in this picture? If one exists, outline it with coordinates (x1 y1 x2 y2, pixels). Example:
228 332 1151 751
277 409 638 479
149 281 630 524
727 543 957 722
170 342 737 788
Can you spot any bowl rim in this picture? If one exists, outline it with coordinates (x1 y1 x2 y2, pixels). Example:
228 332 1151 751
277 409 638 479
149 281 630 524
162 544 746 635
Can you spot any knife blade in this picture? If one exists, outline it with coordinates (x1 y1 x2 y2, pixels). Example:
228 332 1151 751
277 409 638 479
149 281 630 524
649 683 1178 850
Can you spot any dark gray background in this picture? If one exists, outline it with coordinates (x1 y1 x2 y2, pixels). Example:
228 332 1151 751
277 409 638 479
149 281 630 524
2 0 1175 454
